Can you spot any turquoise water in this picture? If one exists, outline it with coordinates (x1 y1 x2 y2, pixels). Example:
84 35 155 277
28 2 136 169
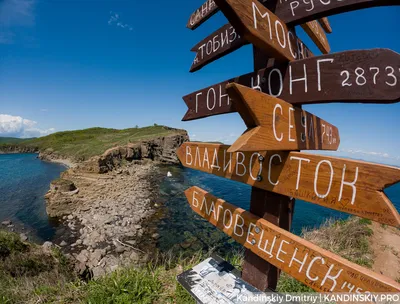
0 154 66 242
155 165 400 255
1 154 399 253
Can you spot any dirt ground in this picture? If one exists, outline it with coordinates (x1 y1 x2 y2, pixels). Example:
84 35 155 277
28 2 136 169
369 222 400 281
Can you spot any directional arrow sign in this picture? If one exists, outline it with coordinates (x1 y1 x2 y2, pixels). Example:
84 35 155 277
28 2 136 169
190 23 249 73
187 0 397 30
176 143 400 227
213 0 313 61
225 83 340 152
187 0 218 30
300 20 330 54
262 0 400 25
185 186 400 293
182 49 400 121
318 17 332 33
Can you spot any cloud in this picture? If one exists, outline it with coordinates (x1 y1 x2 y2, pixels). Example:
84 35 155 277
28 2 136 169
108 11 133 31
0 114 55 138
338 148 398 159
0 0 36 44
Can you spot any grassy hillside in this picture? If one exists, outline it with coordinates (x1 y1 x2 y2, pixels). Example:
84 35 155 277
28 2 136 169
0 125 185 161
0 217 378 303
0 137 33 144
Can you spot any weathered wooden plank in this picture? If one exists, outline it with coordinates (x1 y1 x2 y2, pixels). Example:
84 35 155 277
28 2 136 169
190 24 249 73
187 0 218 30
184 186 400 293
213 0 313 61
182 49 400 121
301 20 331 54
188 0 397 30
261 0 399 25
176 143 400 227
318 17 332 33
225 83 340 152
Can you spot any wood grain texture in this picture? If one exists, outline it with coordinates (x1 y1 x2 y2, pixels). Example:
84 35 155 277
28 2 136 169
301 20 331 54
318 17 332 33
261 0 399 25
187 0 397 29
190 23 249 72
187 0 218 30
213 0 313 61
184 186 400 293
242 189 295 290
176 142 400 227
182 49 400 121
226 83 340 152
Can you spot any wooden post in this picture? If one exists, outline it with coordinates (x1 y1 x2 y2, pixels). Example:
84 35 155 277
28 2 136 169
241 46 296 291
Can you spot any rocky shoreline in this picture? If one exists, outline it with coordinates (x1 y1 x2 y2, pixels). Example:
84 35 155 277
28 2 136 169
2 132 189 279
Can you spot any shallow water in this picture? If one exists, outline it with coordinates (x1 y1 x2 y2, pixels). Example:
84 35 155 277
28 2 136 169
0 153 66 242
154 165 400 256
1 154 399 254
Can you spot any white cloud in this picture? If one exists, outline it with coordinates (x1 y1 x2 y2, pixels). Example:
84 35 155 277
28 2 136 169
108 11 133 31
338 148 398 160
0 114 55 138
0 0 36 44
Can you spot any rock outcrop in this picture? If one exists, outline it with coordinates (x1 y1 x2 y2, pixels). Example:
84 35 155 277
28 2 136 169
0 145 38 154
75 132 188 174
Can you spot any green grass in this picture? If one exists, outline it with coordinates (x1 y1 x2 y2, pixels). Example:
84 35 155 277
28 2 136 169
0 137 33 144
0 126 185 162
0 216 380 302
276 216 375 293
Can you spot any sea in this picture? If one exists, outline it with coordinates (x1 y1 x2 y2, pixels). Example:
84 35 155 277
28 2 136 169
0 153 399 254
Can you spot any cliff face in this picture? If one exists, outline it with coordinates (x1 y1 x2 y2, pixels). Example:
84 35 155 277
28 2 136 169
0 145 38 154
74 132 189 173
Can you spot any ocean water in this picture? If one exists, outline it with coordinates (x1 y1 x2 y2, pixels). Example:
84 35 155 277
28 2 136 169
1 154 399 254
0 153 66 242
155 165 400 255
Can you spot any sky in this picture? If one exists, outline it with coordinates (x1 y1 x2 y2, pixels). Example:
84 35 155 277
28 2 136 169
0 0 399 166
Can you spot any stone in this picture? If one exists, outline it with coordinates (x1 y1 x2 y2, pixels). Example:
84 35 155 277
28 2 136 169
19 233 28 242
129 251 140 262
60 241 68 247
125 240 136 246
76 250 89 264
67 215 73 220
7 224 14 228
42 241 54 252
75 239 83 245
1 220 11 226
92 266 106 278
115 246 126 254
152 233 160 240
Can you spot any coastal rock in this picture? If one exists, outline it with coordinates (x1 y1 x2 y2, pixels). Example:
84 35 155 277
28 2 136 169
19 233 28 242
51 179 77 192
42 241 54 252
1 220 12 226
74 132 188 174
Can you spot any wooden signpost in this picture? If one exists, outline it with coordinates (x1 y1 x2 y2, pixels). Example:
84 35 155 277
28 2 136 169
176 142 400 227
225 83 340 152
179 0 400 298
184 187 400 293
182 49 400 121
187 0 399 30
213 0 314 61
190 23 248 72
318 17 332 33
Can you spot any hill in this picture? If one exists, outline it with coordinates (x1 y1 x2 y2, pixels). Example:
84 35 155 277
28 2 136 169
0 125 187 161
0 137 33 144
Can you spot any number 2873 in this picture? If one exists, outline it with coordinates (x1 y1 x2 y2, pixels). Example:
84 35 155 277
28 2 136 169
340 66 398 87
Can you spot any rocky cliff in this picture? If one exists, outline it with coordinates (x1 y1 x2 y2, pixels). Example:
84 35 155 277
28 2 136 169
0 145 38 154
74 132 188 173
